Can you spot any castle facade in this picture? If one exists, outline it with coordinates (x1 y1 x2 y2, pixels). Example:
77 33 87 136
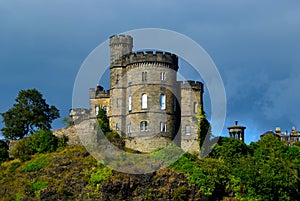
89 35 204 153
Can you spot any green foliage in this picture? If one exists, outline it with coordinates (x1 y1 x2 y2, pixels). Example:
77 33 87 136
30 180 48 192
97 108 110 133
1 88 60 140
196 104 210 148
151 143 184 165
9 162 21 173
90 164 112 186
22 156 50 172
173 186 190 201
0 140 9 163
62 117 73 127
10 137 35 160
15 193 22 201
210 137 249 163
58 135 69 149
10 130 68 159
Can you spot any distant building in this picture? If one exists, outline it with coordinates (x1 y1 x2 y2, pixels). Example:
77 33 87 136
227 121 246 142
88 35 204 153
260 126 300 146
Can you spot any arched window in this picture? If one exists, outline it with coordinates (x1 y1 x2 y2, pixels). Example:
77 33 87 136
128 96 132 112
194 102 198 114
140 121 148 131
160 94 166 110
141 93 147 109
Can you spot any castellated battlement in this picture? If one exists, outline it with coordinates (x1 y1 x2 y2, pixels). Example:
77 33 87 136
89 85 110 99
109 34 133 46
112 51 179 70
180 80 203 91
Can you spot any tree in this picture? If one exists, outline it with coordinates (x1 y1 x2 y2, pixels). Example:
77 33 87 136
1 89 60 140
0 140 9 163
197 104 210 147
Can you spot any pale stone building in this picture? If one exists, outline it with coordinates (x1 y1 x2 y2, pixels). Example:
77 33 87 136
89 35 204 153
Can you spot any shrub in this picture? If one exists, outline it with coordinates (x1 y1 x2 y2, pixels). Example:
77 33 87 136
23 156 50 172
0 140 9 163
58 135 69 149
90 164 112 186
173 186 190 201
10 137 35 160
30 180 48 192
10 130 66 159
32 130 58 153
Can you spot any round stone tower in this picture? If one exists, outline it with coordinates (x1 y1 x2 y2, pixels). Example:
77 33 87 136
123 51 180 152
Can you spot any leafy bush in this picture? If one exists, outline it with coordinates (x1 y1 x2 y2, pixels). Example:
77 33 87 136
10 130 68 159
23 156 50 172
30 180 48 192
0 140 9 163
90 164 112 186
9 162 21 173
58 135 69 149
173 186 189 201
10 137 35 160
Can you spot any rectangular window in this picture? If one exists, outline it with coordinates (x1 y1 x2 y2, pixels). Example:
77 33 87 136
116 123 119 130
140 121 148 131
160 72 166 81
185 125 191 135
160 122 167 132
160 94 166 110
142 93 147 109
128 96 132 112
142 72 147 81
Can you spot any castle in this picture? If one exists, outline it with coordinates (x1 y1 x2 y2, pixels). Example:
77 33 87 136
85 35 204 153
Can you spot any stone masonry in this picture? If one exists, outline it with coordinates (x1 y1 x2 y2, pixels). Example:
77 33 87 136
88 35 204 153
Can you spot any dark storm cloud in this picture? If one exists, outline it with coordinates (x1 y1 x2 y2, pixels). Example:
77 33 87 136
1 0 300 142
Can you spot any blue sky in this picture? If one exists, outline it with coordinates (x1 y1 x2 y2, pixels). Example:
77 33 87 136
1 0 300 143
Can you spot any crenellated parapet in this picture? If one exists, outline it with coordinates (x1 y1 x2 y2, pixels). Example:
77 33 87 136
112 51 179 71
179 80 203 91
109 34 133 46
89 85 110 99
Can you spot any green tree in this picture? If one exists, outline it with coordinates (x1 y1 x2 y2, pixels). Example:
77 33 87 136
1 89 60 140
197 104 210 148
231 134 299 200
0 140 9 163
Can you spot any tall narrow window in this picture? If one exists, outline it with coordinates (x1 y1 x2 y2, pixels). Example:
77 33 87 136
185 125 191 135
160 72 166 81
142 72 147 81
95 106 99 116
116 123 119 131
128 96 132 112
194 102 198 114
141 93 147 109
160 94 166 110
160 122 167 132
140 121 148 131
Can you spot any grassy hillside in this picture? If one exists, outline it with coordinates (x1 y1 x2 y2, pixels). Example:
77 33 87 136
0 145 207 201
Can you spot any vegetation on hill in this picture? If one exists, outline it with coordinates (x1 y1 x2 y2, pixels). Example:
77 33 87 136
1 90 299 200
